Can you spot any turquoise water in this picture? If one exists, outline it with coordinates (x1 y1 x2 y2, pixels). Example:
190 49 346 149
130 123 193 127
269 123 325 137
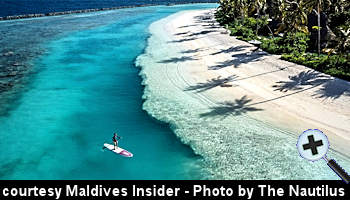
0 4 217 179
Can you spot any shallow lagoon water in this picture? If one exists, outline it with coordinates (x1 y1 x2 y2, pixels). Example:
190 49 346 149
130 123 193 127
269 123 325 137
0 4 218 179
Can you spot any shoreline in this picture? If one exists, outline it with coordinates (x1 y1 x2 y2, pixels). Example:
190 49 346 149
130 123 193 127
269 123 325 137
0 2 216 21
136 9 350 179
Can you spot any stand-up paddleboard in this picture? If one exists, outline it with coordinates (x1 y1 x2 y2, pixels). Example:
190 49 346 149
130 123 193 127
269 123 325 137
103 143 133 157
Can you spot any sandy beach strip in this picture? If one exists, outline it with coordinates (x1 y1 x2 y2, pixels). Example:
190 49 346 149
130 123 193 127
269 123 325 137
136 9 350 179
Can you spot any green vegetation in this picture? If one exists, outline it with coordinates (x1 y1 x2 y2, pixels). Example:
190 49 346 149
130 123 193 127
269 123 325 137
229 17 269 41
260 31 309 54
215 0 350 80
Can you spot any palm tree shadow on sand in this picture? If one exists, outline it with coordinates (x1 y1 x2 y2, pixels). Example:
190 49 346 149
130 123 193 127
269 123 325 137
194 13 215 22
158 56 198 64
169 37 197 43
313 79 350 99
272 70 330 92
208 51 266 70
210 45 251 55
174 32 190 36
178 24 198 28
199 96 263 118
273 70 350 100
187 30 217 37
181 48 202 54
185 75 238 93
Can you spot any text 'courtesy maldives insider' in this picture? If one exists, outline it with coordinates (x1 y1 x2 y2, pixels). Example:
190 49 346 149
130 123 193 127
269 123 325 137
0 184 346 199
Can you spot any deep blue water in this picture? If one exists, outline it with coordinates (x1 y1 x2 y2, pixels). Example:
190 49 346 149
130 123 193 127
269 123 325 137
0 0 216 17
0 4 217 179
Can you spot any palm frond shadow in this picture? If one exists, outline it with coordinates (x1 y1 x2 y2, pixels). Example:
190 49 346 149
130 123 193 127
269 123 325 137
208 60 236 70
202 24 220 28
158 56 197 64
181 48 202 54
193 13 216 24
188 30 217 37
169 37 196 43
178 24 198 28
194 14 213 21
174 32 189 36
211 45 251 55
200 96 263 118
313 79 350 99
185 75 238 93
272 70 330 92
208 52 266 70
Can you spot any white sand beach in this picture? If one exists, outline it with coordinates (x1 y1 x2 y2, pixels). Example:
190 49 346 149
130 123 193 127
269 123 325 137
136 9 350 179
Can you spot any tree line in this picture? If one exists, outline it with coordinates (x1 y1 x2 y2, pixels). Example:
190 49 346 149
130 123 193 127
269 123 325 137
215 0 350 80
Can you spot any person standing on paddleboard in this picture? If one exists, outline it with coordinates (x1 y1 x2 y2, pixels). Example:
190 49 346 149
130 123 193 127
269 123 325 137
112 133 121 150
